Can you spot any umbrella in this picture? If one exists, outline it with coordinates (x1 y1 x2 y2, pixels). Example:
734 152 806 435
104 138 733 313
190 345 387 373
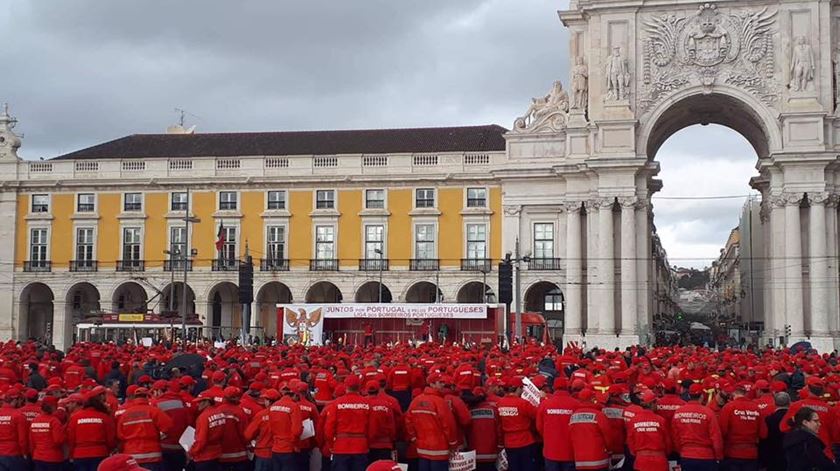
790 341 813 354
165 353 206 372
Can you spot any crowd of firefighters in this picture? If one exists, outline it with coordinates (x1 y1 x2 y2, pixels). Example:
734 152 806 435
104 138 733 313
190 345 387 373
0 339 836 470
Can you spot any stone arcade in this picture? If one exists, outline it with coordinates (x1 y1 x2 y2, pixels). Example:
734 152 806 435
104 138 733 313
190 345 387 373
502 0 840 351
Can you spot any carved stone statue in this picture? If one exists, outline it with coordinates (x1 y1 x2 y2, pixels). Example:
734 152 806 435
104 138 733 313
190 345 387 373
790 36 815 92
571 56 589 110
513 81 570 132
605 47 630 100
833 47 840 109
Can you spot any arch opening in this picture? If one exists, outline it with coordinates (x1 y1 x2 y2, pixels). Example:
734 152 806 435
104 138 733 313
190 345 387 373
404 282 442 303
207 282 239 336
306 281 342 303
159 282 196 318
257 282 292 338
19 283 54 343
355 282 393 303
112 282 148 313
66 283 101 324
456 281 495 303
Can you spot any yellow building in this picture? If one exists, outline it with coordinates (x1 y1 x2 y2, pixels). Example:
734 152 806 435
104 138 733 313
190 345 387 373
4 117 527 349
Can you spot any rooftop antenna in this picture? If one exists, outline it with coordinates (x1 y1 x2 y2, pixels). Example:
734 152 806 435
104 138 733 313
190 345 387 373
169 107 200 134
175 108 186 127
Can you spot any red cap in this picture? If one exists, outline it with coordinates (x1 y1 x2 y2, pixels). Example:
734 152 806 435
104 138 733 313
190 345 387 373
473 387 486 397
366 460 402 471
126 385 138 397
24 389 38 401
261 389 281 401
212 371 226 383
292 381 309 394
179 376 196 386
505 377 522 389
249 382 265 392
42 396 58 408
530 376 547 389
133 387 150 397
344 375 361 389
223 386 241 400
98 454 147 471
137 375 152 384
688 384 704 396
806 376 825 387
553 376 568 391
754 380 770 391
365 380 380 393
152 380 168 391
192 391 215 404
639 390 657 404
770 381 788 393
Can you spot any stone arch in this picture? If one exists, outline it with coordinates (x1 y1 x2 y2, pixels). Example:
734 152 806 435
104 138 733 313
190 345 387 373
256 282 293 338
305 281 343 303
111 281 148 313
404 281 442 303
354 281 393 303
159 282 196 317
455 281 494 303
18 283 53 343
639 86 780 160
206 282 239 334
524 281 564 340
65 282 102 324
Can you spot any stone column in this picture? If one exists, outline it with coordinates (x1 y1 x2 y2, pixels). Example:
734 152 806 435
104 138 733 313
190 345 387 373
784 193 804 337
769 196 786 340
635 200 651 342
809 193 830 336
597 199 615 335
584 199 600 334
827 195 840 337
619 197 637 337
52 301 69 352
564 202 583 336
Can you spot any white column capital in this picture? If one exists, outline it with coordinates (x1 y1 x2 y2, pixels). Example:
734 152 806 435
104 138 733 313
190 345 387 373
783 192 806 206
809 192 831 206
618 196 637 209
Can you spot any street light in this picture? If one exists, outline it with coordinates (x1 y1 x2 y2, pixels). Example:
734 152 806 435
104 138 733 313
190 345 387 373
180 189 200 346
163 249 179 313
374 248 383 303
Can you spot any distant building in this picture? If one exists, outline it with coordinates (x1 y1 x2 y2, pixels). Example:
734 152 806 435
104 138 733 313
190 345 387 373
710 227 741 325
739 198 764 327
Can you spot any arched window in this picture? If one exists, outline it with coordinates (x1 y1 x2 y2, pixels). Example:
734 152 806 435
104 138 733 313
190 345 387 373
544 288 563 311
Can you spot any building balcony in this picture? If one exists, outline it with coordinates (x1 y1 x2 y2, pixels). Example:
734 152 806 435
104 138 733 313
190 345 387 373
410 259 439 271
310 259 339 271
461 258 491 272
116 260 144 272
260 258 290 272
69 260 98 272
23 260 51 272
164 260 193 272
359 259 389 271
528 258 562 270
212 259 239 271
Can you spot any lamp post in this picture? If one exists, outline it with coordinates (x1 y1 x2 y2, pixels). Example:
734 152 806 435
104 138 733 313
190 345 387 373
180 189 200 345
374 248 383 303
163 249 178 313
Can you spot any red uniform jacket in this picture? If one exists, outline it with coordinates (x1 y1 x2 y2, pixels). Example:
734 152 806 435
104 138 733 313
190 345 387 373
387 365 412 392
497 394 537 449
67 407 116 459
190 405 226 462
568 406 613 470
324 392 373 454
536 392 579 462
313 370 338 405
0 406 28 457
468 400 503 463
19 403 41 424
601 404 627 456
454 365 478 392
368 394 398 450
153 393 193 453
445 392 472 448
626 408 671 471
269 396 303 454
317 401 337 458
296 398 319 451
217 402 249 463
719 397 767 460
116 400 174 464
671 402 723 460
782 398 834 459
654 394 686 424
405 388 457 461
29 412 64 463
244 409 272 459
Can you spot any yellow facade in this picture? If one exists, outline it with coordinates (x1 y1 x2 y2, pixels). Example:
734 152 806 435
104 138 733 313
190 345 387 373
15 186 502 269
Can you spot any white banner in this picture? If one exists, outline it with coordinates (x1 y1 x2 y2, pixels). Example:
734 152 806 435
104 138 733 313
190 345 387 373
449 451 476 471
279 305 326 346
521 377 543 406
279 303 488 320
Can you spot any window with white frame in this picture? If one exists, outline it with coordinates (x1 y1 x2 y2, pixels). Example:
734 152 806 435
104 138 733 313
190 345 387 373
415 188 435 208
267 191 286 210
466 224 487 260
124 193 142 212
76 228 94 261
315 225 335 260
221 226 237 261
365 225 384 259
544 288 564 311
219 191 238 210
170 226 186 259
415 224 435 259
122 227 142 261
365 189 385 209
533 223 555 259
30 228 48 262
316 190 335 209
267 226 286 260
466 188 487 208
171 192 188 211
77 193 95 212
31 194 49 213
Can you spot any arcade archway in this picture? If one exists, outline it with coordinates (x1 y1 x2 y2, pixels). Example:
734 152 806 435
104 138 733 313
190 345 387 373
19 283 53 342
305 281 342 303
112 282 148 313
355 281 393 303
256 282 292 338
404 281 442 303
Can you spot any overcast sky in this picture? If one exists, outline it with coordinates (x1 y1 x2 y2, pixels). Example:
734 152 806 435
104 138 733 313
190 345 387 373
2 0 758 269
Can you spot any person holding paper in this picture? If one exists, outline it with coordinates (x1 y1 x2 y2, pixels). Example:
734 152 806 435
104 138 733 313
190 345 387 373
189 391 226 470
244 389 281 471
497 377 537 471
116 387 173 471
269 382 304 471
217 387 250 471
405 373 458 471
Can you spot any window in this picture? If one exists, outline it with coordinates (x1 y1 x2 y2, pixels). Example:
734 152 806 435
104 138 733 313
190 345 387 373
415 188 435 208
415 224 435 259
533 223 555 259
170 226 186 259
267 226 286 260
30 228 48 262
219 191 237 210
171 192 188 211
466 188 487 208
77 193 95 212
365 225 384 259
466 224 487 259
315 226 335 260
316 190 335 209
122 227 142 261
267 191 286 210
544 288 564 311
76 228 94 261
31 194 49 213
220 226 237 261
365 189 385 209
124 193 142 212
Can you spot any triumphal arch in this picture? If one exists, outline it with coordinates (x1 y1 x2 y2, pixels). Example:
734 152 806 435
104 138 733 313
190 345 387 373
501 0 840 350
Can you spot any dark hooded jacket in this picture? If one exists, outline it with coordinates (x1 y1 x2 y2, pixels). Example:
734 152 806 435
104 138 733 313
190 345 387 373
783 428 836 471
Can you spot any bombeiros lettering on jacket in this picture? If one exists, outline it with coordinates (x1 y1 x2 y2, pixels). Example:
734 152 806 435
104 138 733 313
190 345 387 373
208 413 226 428
76 418 104 424
270 406 291 413
633 421 661 432
471 408 495 419
545 408 574 415
733 409 759 420
31 422 51 430
337 403 370 410
674 411 707 424
372 405 390 413
569 412 597 424
498 407 519 417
